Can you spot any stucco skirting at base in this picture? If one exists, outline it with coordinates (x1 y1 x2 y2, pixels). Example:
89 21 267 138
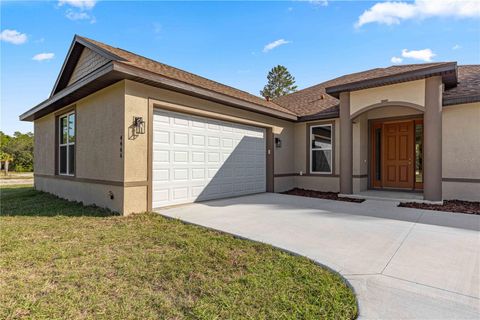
442 181 480 201
35 176 124 213
273 176 295 193
273 175 341 193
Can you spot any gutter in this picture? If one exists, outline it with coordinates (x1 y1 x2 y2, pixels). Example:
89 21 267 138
326 62 458 98
20 62 115 121
20 62 297 122
112 62 297 121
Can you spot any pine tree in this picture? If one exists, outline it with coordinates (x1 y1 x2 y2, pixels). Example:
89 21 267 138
260 65 297 99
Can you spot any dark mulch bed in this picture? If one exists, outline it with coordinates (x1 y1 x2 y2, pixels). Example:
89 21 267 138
282 188 365 203
398 200 480 215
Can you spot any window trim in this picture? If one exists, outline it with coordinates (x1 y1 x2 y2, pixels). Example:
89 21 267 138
58 110 75 176
309 123 333 174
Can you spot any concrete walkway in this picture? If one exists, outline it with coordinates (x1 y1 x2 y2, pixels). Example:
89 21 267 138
159 193 480 319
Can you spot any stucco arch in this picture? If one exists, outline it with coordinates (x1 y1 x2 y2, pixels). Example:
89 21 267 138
350 101 424 120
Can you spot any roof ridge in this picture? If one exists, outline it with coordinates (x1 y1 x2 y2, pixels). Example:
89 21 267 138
275 67 384 101
278 62 457 101
77 36 296 114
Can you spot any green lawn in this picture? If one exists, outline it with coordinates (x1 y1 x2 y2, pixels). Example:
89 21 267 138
0 186 357 319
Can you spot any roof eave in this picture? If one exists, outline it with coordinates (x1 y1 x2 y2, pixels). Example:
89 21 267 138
112 62 297 121
49 35 127 97
443 95 480 106
297 109 340 122
20 61 297 122
20 62 117 121
325 63 458 98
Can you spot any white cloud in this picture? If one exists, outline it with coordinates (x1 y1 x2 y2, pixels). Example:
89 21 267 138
32 53 55 61
66 9 89 20
0 29 27 45
355 0 480 28
310 0 328 6
65 9 96 23
59 0 96 23
58 0 96 10
391 56 403 64
263 39 290 53
452 44 461 50
401 48 436 62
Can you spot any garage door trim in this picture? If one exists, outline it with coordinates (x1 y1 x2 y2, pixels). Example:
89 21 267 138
146 99 274 210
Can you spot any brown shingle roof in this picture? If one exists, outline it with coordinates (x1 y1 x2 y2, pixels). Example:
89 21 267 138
275 62 477 119
443 65 480 104
273 78 341 119
324 62 455 93
78 36 296 116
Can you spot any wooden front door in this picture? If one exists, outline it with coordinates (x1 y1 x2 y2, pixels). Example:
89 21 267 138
382 121 414 189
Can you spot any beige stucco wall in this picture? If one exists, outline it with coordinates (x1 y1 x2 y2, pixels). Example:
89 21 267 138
33 81 126 214
33 79 297 215
293 122 307 174
295 176 340 192
33 82 125 182
293 119 340 176
34 113 55 175
350 79 425 117
352 113 368 193
35 176 124 212
364 106 423 120
33 75 479 212
123 185 148 213
124 80 296 205
274 176 295 193
443 182 480 201
442 102 480 200
291 119 340 192
76 81 125 181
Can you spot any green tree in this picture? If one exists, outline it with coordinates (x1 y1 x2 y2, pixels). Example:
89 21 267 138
260 65 297 99
0 131 34 172
0 151 14 175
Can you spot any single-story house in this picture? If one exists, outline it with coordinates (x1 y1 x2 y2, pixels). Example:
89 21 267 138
20 35 480 214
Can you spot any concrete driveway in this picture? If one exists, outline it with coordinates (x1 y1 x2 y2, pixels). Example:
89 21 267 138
159 193 480 319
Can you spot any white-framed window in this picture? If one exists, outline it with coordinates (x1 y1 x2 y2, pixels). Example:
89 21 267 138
310 124 333 174
58 111 75 176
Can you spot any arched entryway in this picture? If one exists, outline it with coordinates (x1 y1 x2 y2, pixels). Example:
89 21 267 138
352 102 425 192
338 76 443 201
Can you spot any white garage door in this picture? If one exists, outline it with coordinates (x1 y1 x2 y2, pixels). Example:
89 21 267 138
152 109 266 208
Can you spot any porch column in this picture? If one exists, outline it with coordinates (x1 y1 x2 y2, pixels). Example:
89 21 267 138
340 91 353 194
424 76 443 201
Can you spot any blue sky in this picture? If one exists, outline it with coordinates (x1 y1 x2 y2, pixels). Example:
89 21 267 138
1 0 479 134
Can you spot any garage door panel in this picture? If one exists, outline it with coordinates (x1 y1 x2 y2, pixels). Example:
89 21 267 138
191 151 205 163
207 137 220 147
153 169 169 181
153 130 169 144
191 134 206 146
152 109 266 208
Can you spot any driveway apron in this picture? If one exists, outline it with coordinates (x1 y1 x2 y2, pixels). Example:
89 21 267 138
159 193 480 319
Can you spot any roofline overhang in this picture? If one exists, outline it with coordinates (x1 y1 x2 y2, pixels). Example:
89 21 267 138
112 62 297 121
49 35 126 97
325 62 458 98
297 109 339 122
20 62 116 121
20 61 297 122
443 94 480 106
